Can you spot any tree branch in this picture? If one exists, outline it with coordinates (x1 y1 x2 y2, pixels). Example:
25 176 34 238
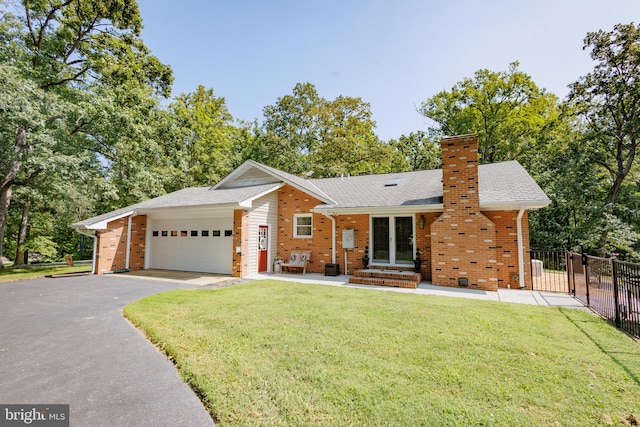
41 65 90 89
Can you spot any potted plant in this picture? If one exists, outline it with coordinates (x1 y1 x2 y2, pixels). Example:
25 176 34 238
361 246 370 269
413 248 422 273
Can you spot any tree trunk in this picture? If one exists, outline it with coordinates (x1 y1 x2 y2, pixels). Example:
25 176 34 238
0 126 29 268
0 185 13 268
13 199 30 266
598 159 634 256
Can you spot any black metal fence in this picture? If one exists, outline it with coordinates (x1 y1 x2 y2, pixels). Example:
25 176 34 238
567 252 640 339
529 250 569 293
529 250 640 339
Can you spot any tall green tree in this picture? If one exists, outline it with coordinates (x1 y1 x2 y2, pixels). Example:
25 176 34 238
567 23 640 254
0 63 66 266
167 85 237 188
418 62 561 164
309 95 394 177
389 131 442 171
246 82 395 177
246 82 320 174
0 0 172 266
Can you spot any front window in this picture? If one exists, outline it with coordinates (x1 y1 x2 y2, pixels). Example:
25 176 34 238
294 214 312 238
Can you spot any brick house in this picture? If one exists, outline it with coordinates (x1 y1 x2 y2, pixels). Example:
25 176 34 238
71 134 550 291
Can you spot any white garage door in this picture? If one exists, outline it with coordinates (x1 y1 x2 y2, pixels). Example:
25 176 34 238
148 217 234 274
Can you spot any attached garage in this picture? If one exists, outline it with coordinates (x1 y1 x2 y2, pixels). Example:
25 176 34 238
147 216 234 274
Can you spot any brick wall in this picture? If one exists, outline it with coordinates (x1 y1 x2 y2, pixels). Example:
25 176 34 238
484 210 532 289
95 215 146 274
415 212 440 280
129 215 146 271
335 214 369 273
232 209 249 277
277 185 376 274
431 134 499 291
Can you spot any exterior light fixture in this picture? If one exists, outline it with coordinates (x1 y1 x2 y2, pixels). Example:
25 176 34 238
418 214 425 230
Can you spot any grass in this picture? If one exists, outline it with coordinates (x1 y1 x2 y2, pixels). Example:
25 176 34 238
124 280 640 426
0 264 92 282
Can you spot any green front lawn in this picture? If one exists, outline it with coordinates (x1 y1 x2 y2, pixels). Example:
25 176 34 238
0 264 92 282
124 280 640 426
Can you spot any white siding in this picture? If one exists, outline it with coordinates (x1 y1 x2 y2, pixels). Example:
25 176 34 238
247 192 279 274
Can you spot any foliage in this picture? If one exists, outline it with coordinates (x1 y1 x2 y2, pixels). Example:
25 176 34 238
125 281 640 426
389 130 442 171
244 83 397 177
0 0 172 264
167 85 237 188
419 62 561 164
567 23 640 254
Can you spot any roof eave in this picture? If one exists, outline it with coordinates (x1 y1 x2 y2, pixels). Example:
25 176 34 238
312 204 444 215
71 209 137 231
239 182 285 207
312 198 551 215
479 199 552 211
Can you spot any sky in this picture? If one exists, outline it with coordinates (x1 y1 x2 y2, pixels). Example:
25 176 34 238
136 0 640 142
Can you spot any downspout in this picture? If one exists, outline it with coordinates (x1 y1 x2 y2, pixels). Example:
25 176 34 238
320 212 337 264
516 205 526 289
125 212 138 271
75 229 97 274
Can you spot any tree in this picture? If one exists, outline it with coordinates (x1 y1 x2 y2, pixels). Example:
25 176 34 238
246 82 395 177
309 95 394 177
167 85 237 188
389 131 441 171
418 62 561 164
246 82 321 174
567 23 640 254
0 0 172 266
0 63 66 266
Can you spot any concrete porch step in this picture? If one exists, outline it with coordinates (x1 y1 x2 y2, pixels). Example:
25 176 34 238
349 269 421 289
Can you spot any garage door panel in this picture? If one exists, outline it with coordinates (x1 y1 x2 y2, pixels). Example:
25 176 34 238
148 218 233 274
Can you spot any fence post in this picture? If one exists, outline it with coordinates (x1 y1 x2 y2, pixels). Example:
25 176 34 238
566 252 574 295
611 258 621 327
582 251 590 307
530 250 534 291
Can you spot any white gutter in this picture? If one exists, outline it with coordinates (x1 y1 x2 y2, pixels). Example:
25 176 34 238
321 212 337 264
516 205 526 289
74 229 97 274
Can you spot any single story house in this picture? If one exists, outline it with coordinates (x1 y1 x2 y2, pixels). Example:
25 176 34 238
71 134 550 291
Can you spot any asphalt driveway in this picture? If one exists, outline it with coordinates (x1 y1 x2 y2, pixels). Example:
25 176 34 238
0 275 215 426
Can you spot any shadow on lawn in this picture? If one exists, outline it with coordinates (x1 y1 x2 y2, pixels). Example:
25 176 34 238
560 307 640 387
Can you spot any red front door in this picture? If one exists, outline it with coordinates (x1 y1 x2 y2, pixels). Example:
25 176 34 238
258 226 268 272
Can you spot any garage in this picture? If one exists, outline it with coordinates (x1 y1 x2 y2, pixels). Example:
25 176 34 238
147 217 234 274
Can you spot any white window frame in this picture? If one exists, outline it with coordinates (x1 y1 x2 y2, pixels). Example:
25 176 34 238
294 214 313 238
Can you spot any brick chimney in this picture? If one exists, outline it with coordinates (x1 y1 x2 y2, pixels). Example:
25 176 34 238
431 135 498 291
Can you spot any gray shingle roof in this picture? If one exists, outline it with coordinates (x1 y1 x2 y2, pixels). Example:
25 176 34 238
71 160 549 229
311 161 549 211
71 183 281 229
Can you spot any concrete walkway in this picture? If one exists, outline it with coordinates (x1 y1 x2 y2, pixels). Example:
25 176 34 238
244 272 587 308
121 269 586 308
